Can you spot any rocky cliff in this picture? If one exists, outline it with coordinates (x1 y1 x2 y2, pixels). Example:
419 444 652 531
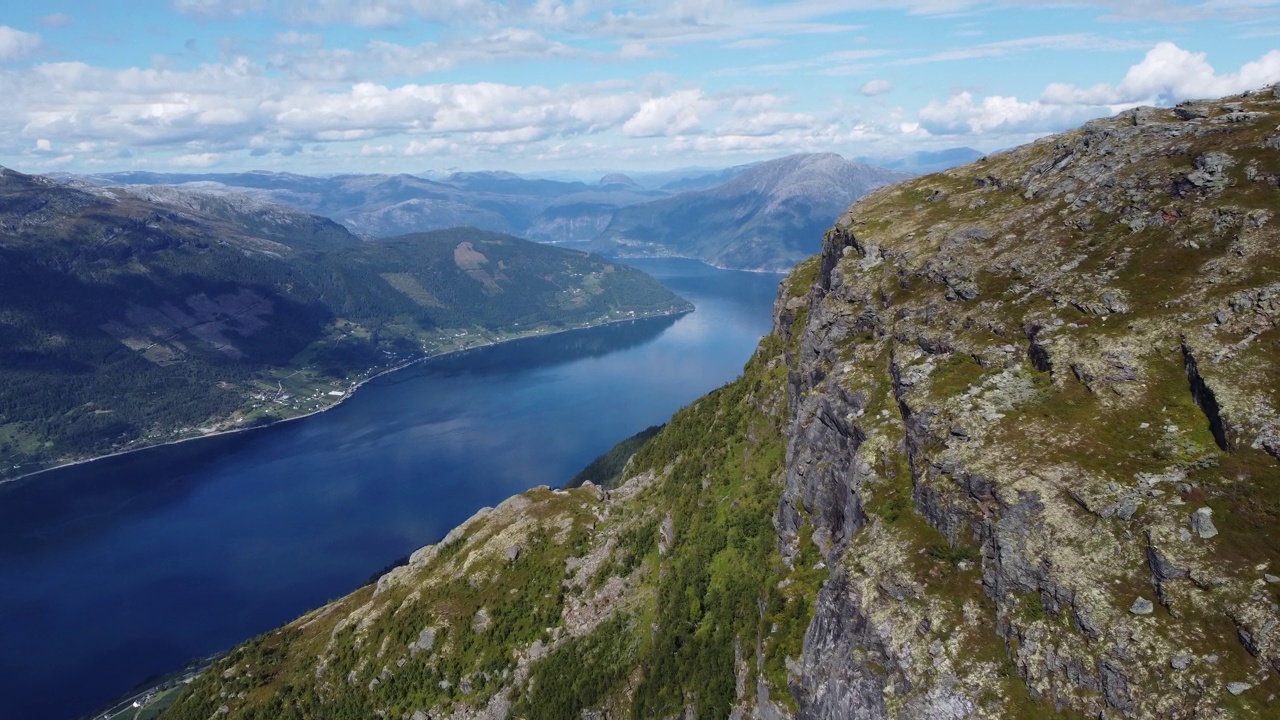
161 87 1280 720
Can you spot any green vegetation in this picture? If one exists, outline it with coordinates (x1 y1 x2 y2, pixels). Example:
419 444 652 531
565 424 664 489
158 312 795 720
0 171 690 479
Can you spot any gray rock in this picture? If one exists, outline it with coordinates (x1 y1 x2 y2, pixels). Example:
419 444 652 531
505 545 521 563
1171 655 1193 670
1266 574 1280 584
1228 682 1252 695
1184 152 1236 194
1100 660 1135 714
1116 498 1138 521
1191 507 1218 539
1130 597 1154 615
411 627 435 655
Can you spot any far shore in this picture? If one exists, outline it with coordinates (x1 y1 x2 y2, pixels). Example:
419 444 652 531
0 306 692 488
612 252 792 275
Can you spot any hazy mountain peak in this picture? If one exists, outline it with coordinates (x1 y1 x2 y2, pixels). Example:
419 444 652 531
599 173 639 188
593 152 911 271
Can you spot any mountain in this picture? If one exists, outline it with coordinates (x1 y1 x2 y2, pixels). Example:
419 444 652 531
73 157 906 258
0 168 690 480
524 176 670 244
157 87 1280 720
591 153 912 271
858 146 985 175
76 171 615 240
657 163 756 191
79 182 362 251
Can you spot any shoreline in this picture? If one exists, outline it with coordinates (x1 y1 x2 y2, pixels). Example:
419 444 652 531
1 306 691 488
611 252 791 275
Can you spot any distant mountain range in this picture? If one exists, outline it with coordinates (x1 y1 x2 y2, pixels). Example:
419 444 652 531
64 148 973 271
856 146 984 175
0 167 689 480
590 153 912 271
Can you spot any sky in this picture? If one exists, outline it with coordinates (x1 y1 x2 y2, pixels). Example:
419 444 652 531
1 1 1279 177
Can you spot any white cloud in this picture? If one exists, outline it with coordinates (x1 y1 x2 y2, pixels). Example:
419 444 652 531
859 79 893 96
917 42 1280 138
171 152 221 167
896 33 1144 66
1041 41 1280 105
918 91 1101 135
0 27 41 63
404 138 455 155
38 14 72 28
622 90 707 137
267 30 593 82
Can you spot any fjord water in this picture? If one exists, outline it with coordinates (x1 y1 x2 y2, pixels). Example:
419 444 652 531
0 259 782 720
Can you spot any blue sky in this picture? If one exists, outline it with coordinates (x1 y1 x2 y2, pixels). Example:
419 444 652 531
1 1 1278 175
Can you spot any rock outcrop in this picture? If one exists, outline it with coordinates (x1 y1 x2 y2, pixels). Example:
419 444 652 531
774 86 1280 719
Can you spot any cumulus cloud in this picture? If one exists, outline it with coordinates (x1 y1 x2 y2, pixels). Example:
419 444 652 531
0 27 41 63
859 79 893 96
919 92 1099 135
1041 42 1280 106
171 152 221 167
918 42 1280 137
1 52 820 164
622 90 707 137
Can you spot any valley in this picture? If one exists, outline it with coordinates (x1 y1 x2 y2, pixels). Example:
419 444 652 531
0 170 691 480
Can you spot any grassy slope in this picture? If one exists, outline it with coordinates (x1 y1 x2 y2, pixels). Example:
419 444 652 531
158 268 820 720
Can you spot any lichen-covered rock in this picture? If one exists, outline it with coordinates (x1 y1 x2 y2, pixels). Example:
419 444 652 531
771 86 1280 720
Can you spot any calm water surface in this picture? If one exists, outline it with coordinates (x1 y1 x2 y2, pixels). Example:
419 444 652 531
0 259 782 720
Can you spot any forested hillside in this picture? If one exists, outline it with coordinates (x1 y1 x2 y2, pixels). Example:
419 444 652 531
0 169 689 480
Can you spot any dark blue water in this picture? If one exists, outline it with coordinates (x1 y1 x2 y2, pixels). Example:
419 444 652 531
0 259 781 720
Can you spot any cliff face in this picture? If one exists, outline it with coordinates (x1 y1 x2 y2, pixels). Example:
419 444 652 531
161 87 1280 720
778 86 1280 719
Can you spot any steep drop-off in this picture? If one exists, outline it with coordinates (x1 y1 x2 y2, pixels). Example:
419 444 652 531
161 87 1280 719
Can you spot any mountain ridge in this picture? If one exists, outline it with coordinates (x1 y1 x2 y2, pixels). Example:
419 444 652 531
62 153 931 269
590 153 912 271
